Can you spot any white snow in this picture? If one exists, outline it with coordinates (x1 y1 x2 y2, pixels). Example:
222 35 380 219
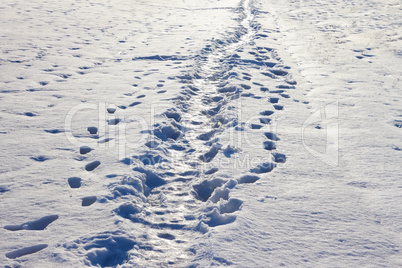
0 0 401 267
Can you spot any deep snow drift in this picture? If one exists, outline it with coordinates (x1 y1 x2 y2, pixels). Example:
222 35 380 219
0 0 401 267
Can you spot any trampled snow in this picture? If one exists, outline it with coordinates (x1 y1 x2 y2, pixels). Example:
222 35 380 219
0 0 401 267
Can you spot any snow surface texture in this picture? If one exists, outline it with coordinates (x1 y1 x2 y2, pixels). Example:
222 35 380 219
0 0 401 267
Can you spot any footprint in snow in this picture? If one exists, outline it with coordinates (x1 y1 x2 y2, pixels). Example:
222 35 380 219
193 179 225 202
219 198 243 214
259 118 271 124
250 162 276 174
129 101 141 107
4 215 59 231
272 152 286 163
204 208 236 227
157 233 175 240
238 175 260 184
87 126 98 135
85 161 101 171
223 146 238 157
6 244 48 259
250 124 263 129
264 132 280 141
67 232 136 267
98 138 113 144
260 110 274 116
199 145 220 163
107 107 116 114
0 186 10 194
205 168 219 175
68 177 82 188
45 129 64 134
393 119 402 128
82 196 97 207
24 112 38 117
269 97 279 104
80 145 92 154
240 84 251 90
108 118 121 125
30 156 49 162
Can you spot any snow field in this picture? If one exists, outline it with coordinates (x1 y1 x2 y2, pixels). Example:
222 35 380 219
0 0 401 267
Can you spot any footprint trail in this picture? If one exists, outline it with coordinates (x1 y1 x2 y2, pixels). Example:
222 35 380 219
63 0 297 266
